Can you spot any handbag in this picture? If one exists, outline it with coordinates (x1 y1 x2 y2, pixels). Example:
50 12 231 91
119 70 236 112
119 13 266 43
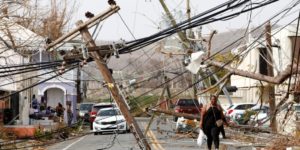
212 105 223 127
216 119 223 127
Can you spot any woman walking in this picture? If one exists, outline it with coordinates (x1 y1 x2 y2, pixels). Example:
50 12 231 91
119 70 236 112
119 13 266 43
200 95 227 150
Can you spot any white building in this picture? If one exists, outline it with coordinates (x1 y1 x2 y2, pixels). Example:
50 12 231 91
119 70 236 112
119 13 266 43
231 24 300 104
0 18 44 125
0 18 80 125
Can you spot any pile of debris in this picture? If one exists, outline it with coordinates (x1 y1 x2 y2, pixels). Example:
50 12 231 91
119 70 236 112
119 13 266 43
226 127 300 149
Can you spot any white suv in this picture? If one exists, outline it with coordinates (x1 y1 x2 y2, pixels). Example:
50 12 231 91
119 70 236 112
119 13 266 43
93 107 129 135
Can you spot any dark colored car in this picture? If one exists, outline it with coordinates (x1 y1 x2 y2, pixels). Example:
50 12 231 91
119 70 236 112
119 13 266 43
89 103 116 130
173 99 201 121
78 103 95 122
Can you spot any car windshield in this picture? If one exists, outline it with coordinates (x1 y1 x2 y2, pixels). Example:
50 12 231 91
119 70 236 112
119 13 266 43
98 109 120 116
227 105 234 109
80 104 93 111
235 104 255 110
177 99 199 106
93 105 114 113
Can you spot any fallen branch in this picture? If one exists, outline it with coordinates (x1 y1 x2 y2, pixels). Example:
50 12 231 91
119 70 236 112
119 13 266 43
207 60 299 84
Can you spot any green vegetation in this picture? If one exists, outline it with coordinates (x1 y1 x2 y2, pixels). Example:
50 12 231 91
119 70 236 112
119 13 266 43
212 52 235 81
128 95 159 117
34 129 53 140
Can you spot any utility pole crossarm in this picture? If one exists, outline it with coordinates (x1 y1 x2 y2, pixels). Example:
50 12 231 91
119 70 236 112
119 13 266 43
62 43 125 60
45 5 120 51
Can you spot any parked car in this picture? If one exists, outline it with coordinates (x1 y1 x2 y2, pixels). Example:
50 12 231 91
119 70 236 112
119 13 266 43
248 110 270 127
173 99 201 122
89 103 116 130
226 103 269 125
78 103 95 122
225 103 256 118
93 107 129 135
293 104 300 121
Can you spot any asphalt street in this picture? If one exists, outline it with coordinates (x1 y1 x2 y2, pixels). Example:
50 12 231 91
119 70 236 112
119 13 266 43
47 117 252 150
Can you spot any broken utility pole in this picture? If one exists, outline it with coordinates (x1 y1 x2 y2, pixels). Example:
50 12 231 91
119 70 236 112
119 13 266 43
144 75 171 135
266 21 277 132
76 20 151 150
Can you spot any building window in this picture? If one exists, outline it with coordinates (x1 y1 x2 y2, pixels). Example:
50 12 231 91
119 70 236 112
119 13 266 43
259 48 268 75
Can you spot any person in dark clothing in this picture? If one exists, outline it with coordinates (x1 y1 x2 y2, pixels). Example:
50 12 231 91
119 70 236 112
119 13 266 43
200 95 227 150
32 95 38 110
220 124 226 139
56 102 65 122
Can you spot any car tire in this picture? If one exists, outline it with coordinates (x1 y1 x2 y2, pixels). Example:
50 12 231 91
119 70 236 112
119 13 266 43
126 128 131 133
94 132 98 135
126 124 130 133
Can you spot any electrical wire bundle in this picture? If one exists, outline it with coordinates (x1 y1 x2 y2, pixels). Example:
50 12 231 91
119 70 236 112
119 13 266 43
0 60 81 100
127 0 300 113
118 0 278 54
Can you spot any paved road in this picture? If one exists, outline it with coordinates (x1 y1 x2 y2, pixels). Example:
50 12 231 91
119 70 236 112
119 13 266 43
47 117 252 150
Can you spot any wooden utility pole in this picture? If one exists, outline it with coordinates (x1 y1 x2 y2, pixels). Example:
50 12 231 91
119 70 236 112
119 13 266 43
185 0 198 100
186 0 191 22
164 76 171 109
265 21 277 132
159 0 188 48
76 20 151 150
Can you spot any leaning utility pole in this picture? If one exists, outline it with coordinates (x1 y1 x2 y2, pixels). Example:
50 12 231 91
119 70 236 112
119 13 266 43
265 21 277 132
186 0 198 100
46 5 151 150
76 20 151 150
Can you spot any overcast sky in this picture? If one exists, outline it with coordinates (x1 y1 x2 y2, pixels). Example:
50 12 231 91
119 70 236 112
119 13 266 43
70 0 299 41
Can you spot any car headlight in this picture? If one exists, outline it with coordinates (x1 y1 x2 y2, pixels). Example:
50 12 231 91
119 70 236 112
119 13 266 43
116 119 125 124
117 124 125 129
